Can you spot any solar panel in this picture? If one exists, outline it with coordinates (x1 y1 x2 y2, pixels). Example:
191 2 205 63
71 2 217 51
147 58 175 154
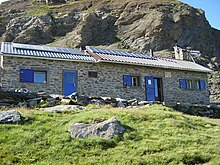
87 47 156 59
12 43 88 56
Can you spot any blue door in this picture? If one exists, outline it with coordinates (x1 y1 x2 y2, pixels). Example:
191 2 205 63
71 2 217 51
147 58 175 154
63 71 77 96
145 76 155 101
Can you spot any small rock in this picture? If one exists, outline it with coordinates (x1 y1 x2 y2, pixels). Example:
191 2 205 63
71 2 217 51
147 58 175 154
41 105 85 112
117 101 125 108
76 95 90 105
116 98 127 107
47 98 56 107
0 110 22 124
138 101 149 106
68 92 78 99
61 98 71 104
27 98 42 107
90 99 105 105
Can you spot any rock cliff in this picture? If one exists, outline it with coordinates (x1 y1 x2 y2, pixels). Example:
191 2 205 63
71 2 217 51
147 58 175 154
0 0 220 102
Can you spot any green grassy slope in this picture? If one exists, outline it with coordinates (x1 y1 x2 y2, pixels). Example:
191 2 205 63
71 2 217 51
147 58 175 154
0 105 220 165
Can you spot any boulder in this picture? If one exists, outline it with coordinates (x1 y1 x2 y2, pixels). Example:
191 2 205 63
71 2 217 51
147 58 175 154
41 105 85 112
76 95 90 105
138 101 149 106
127 99 138 106
90 99 105 106
68 117 125 139
0 110 22 124
116 98 127 108
68 92 78 100
27 98 42 107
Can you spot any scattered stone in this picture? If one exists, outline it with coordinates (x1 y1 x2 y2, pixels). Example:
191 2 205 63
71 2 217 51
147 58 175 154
138 101 149 106
27 98 42 108
175 103 220 118
0 110 22 124
90 99 105 106
17 101 27 107
41 105 85 113
68 117 125 138
46 98 56 107
117 100 125 108
61 98 71 104
116 98 127 107
76 95 90 105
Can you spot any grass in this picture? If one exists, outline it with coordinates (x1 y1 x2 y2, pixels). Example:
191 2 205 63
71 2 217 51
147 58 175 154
27 2 75 16
0 104 220 164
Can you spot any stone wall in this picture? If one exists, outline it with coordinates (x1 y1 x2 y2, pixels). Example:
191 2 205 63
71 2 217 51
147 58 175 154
1 56 210 104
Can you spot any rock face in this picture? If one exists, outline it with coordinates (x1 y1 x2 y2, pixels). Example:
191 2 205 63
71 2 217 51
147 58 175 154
1 0 219 59
0 110 22 124
68 117 125 138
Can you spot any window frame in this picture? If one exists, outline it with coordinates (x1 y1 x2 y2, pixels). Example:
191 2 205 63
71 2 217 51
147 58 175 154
186 79 193 89
34 71 47 84
131 76 140 87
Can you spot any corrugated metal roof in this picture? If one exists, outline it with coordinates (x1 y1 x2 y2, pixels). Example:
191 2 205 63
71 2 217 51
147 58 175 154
86 47 212 73
0 42 212 73
0 42 96 62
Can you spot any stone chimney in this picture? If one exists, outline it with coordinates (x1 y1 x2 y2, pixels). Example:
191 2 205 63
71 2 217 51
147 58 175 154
173 46 190 61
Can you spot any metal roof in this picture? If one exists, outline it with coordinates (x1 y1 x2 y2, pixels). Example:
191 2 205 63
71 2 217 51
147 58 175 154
86 46 212 73
0 42 96 62
0 42 212 73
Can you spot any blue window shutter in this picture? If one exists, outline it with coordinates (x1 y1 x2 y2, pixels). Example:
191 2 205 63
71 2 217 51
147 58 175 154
179 79 186 89
199 80 206 90
20 69 34 83
123 75 132 86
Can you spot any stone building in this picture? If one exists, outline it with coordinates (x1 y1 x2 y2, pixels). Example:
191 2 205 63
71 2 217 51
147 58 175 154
0 42 212 104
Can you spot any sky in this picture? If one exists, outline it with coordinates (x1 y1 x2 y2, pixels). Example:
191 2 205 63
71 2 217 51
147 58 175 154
0 0 219 30
180 0 220 30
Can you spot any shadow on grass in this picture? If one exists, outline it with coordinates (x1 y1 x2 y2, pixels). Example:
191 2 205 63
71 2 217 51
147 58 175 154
21 116 35 125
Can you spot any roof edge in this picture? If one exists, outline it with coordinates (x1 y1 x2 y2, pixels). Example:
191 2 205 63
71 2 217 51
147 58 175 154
2 53 96 63
98 60 213 73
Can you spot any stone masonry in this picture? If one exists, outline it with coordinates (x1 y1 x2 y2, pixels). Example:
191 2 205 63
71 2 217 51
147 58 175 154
1 56 210 104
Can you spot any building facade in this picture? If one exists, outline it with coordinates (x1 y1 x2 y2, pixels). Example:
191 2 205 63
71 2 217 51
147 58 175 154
0 42 212 104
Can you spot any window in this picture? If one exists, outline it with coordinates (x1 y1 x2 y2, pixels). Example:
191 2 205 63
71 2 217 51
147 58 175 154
186 80 192 89
34 71 47 83
88 71 98 78
123 75 140 87
193 80 200 90
179 79 206 90
132 76 139 86
20 69 47 83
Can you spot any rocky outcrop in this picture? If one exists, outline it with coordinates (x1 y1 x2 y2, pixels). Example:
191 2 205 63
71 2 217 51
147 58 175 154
175 103 220 118
0 0 220 102
1 0 219 59
0 110 22 124
68 117 125 138
2 12 81 44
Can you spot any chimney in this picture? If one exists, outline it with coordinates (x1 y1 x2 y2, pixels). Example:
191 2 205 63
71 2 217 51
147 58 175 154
149 49 154 57
173 46 190 61
80 45 86 51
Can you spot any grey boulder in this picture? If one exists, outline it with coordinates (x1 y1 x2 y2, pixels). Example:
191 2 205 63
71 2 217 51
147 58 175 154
0 110 22 124
68 117 125 139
